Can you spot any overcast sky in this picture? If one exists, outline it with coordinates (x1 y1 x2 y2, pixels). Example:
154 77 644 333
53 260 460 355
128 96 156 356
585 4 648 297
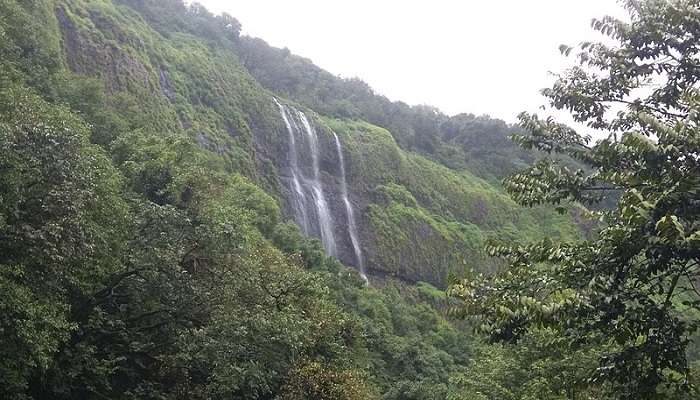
196 0 627 124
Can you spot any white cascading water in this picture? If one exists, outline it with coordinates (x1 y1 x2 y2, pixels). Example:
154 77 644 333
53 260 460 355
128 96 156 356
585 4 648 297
333 132 368 282
298 112 337 257
274 99 310 234
274 99 337 257
275 98 367 281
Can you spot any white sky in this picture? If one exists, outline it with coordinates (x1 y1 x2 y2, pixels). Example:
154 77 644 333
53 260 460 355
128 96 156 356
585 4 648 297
196 0 627 126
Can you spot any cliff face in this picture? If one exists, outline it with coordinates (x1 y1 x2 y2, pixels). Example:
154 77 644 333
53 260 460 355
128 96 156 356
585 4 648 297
49 0 580 286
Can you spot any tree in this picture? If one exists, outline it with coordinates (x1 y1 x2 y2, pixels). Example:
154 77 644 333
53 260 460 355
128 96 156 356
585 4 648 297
449 1 700 398
0 77 130 399
278 360 376 400
447 329 608 400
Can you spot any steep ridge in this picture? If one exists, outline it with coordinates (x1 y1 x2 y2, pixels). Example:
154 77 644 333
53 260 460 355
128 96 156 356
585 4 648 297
0 1 589 397
327 119 581 284
238 36 539 181
38 0 579 286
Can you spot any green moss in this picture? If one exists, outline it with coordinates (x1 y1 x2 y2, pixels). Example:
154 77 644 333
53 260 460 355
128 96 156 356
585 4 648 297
325 118 406 191
375 183 418 208
326 117 582 286
367 187 486 286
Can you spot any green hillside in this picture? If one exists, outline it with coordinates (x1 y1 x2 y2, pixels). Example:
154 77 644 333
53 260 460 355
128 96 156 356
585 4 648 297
0 0 592 398
2 0 582 287
327 118 580 283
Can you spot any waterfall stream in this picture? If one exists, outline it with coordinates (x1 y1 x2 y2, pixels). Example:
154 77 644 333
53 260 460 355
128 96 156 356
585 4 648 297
298 112 336 257
333 132 368 282
275 99 311 235
275 98 366 281
275 99 336 257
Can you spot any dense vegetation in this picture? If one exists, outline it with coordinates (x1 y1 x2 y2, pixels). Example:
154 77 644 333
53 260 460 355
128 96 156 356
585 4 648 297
239 33 538 182
0 0 574 398
451 0 700 398
326 118 580 284
0 1 492 398
2 0 697 399
0 48 480 398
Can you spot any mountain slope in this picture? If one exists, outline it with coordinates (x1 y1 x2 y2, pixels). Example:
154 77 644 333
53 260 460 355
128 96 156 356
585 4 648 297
238 34 540 181
33 0 581 286
0 0 584 398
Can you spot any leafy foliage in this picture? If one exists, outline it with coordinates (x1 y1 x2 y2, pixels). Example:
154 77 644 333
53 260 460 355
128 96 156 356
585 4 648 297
448 329 609 400
0 1 484 399
450 1 700 398
328 118 581 286
1 0 651 398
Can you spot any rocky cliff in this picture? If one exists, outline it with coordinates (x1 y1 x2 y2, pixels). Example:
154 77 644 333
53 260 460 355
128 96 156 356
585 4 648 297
48 0 580 286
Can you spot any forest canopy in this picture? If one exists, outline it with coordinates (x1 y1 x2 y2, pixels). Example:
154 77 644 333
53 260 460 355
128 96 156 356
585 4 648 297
0 0 698 399
450 0 700 398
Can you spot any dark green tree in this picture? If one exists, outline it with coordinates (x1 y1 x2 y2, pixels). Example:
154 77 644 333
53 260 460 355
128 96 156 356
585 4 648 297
450 0 700 398
0 78 130 399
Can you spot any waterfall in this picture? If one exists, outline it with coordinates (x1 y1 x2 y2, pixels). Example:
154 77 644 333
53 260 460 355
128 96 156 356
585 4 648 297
298 112 337 257
333 132 368 282
274 99 310 235
274 99 337 257
274 98 367 281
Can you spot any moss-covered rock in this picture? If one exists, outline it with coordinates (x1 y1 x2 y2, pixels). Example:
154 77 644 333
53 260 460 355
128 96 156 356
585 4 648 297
326 118 580 286
17 0 584 289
